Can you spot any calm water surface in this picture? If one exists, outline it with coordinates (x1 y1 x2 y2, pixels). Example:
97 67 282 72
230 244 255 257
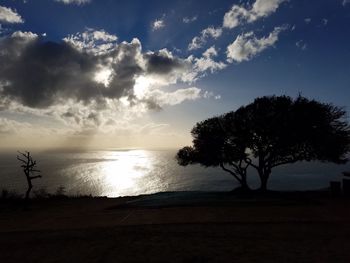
0 149 349 197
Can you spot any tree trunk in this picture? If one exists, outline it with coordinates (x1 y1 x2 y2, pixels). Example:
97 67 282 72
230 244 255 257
25 184 32 201
25 174 32 201
258 169 270 192
259 176 268 191
241 174 250 190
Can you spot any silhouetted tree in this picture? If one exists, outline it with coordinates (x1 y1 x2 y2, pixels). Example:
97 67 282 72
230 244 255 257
177 116 250 190
177 95 350 191
235 96 350 191
17 151 42 201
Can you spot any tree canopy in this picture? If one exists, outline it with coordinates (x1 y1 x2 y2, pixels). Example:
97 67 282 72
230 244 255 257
177 116 250 189
177 95 350 191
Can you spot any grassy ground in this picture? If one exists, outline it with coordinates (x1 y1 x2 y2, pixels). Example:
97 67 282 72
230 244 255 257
0 191 349 262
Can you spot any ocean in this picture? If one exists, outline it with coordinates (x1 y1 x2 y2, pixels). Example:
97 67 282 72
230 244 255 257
0 149 349 197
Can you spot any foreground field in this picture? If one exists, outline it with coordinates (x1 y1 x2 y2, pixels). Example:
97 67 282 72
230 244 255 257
1 192 349 262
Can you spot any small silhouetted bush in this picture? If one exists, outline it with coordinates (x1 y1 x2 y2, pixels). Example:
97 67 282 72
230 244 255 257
55 186 66 197
33 188 49 199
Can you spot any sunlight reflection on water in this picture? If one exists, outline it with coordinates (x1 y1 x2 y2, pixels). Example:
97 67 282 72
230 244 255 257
52 149 164 197
100 150 153 196
54 149 236 197
0 149 348 197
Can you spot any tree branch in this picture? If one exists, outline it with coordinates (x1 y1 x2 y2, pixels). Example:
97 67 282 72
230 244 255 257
245 157 259 170
29 175 42 180
220 163 242 183
228 161 240 171
244 161 250 170
18 151 29 159
16 156 27 164
271 158 298 168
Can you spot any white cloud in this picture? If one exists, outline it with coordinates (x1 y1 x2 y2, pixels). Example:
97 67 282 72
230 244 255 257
55 0 91 5
63 28 118 54
203 46 218 58
203 91 221 100
322 18 328 26
296 40 307 50
223 0 286 29
343 0 350 6
0 117 29 135
90 30 117 42
203 27 222 38
0 117 56 140
180 47 226 83
0 5 24 24
189 0 286 51
193 46 226 73
11 31 38 40
147 87 202 106
152 19 165 31
223 5 249 29
304 18 311 24
251 0 286 19
183 16 198 24
226 26 286 63
188 27 222 50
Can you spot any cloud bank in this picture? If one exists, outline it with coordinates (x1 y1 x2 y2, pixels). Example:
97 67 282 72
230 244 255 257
0 28 224 133
0 0 289 142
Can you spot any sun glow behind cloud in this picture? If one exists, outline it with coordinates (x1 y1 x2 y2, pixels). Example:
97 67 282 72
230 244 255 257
134 75 153 99
0 27 219 148
0 0 297 149
94 67 113 87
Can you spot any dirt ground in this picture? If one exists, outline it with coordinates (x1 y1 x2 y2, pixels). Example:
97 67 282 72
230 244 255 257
0 192 349 262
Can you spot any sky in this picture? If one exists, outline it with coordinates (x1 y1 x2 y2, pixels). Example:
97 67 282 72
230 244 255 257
0 0 349 150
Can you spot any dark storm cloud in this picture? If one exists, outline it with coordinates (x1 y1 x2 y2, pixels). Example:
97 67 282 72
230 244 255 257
144 50 183 75
0 34 107 108
0 39 100 107
104 40 144 100
143 99 163 111
0 33 187 109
